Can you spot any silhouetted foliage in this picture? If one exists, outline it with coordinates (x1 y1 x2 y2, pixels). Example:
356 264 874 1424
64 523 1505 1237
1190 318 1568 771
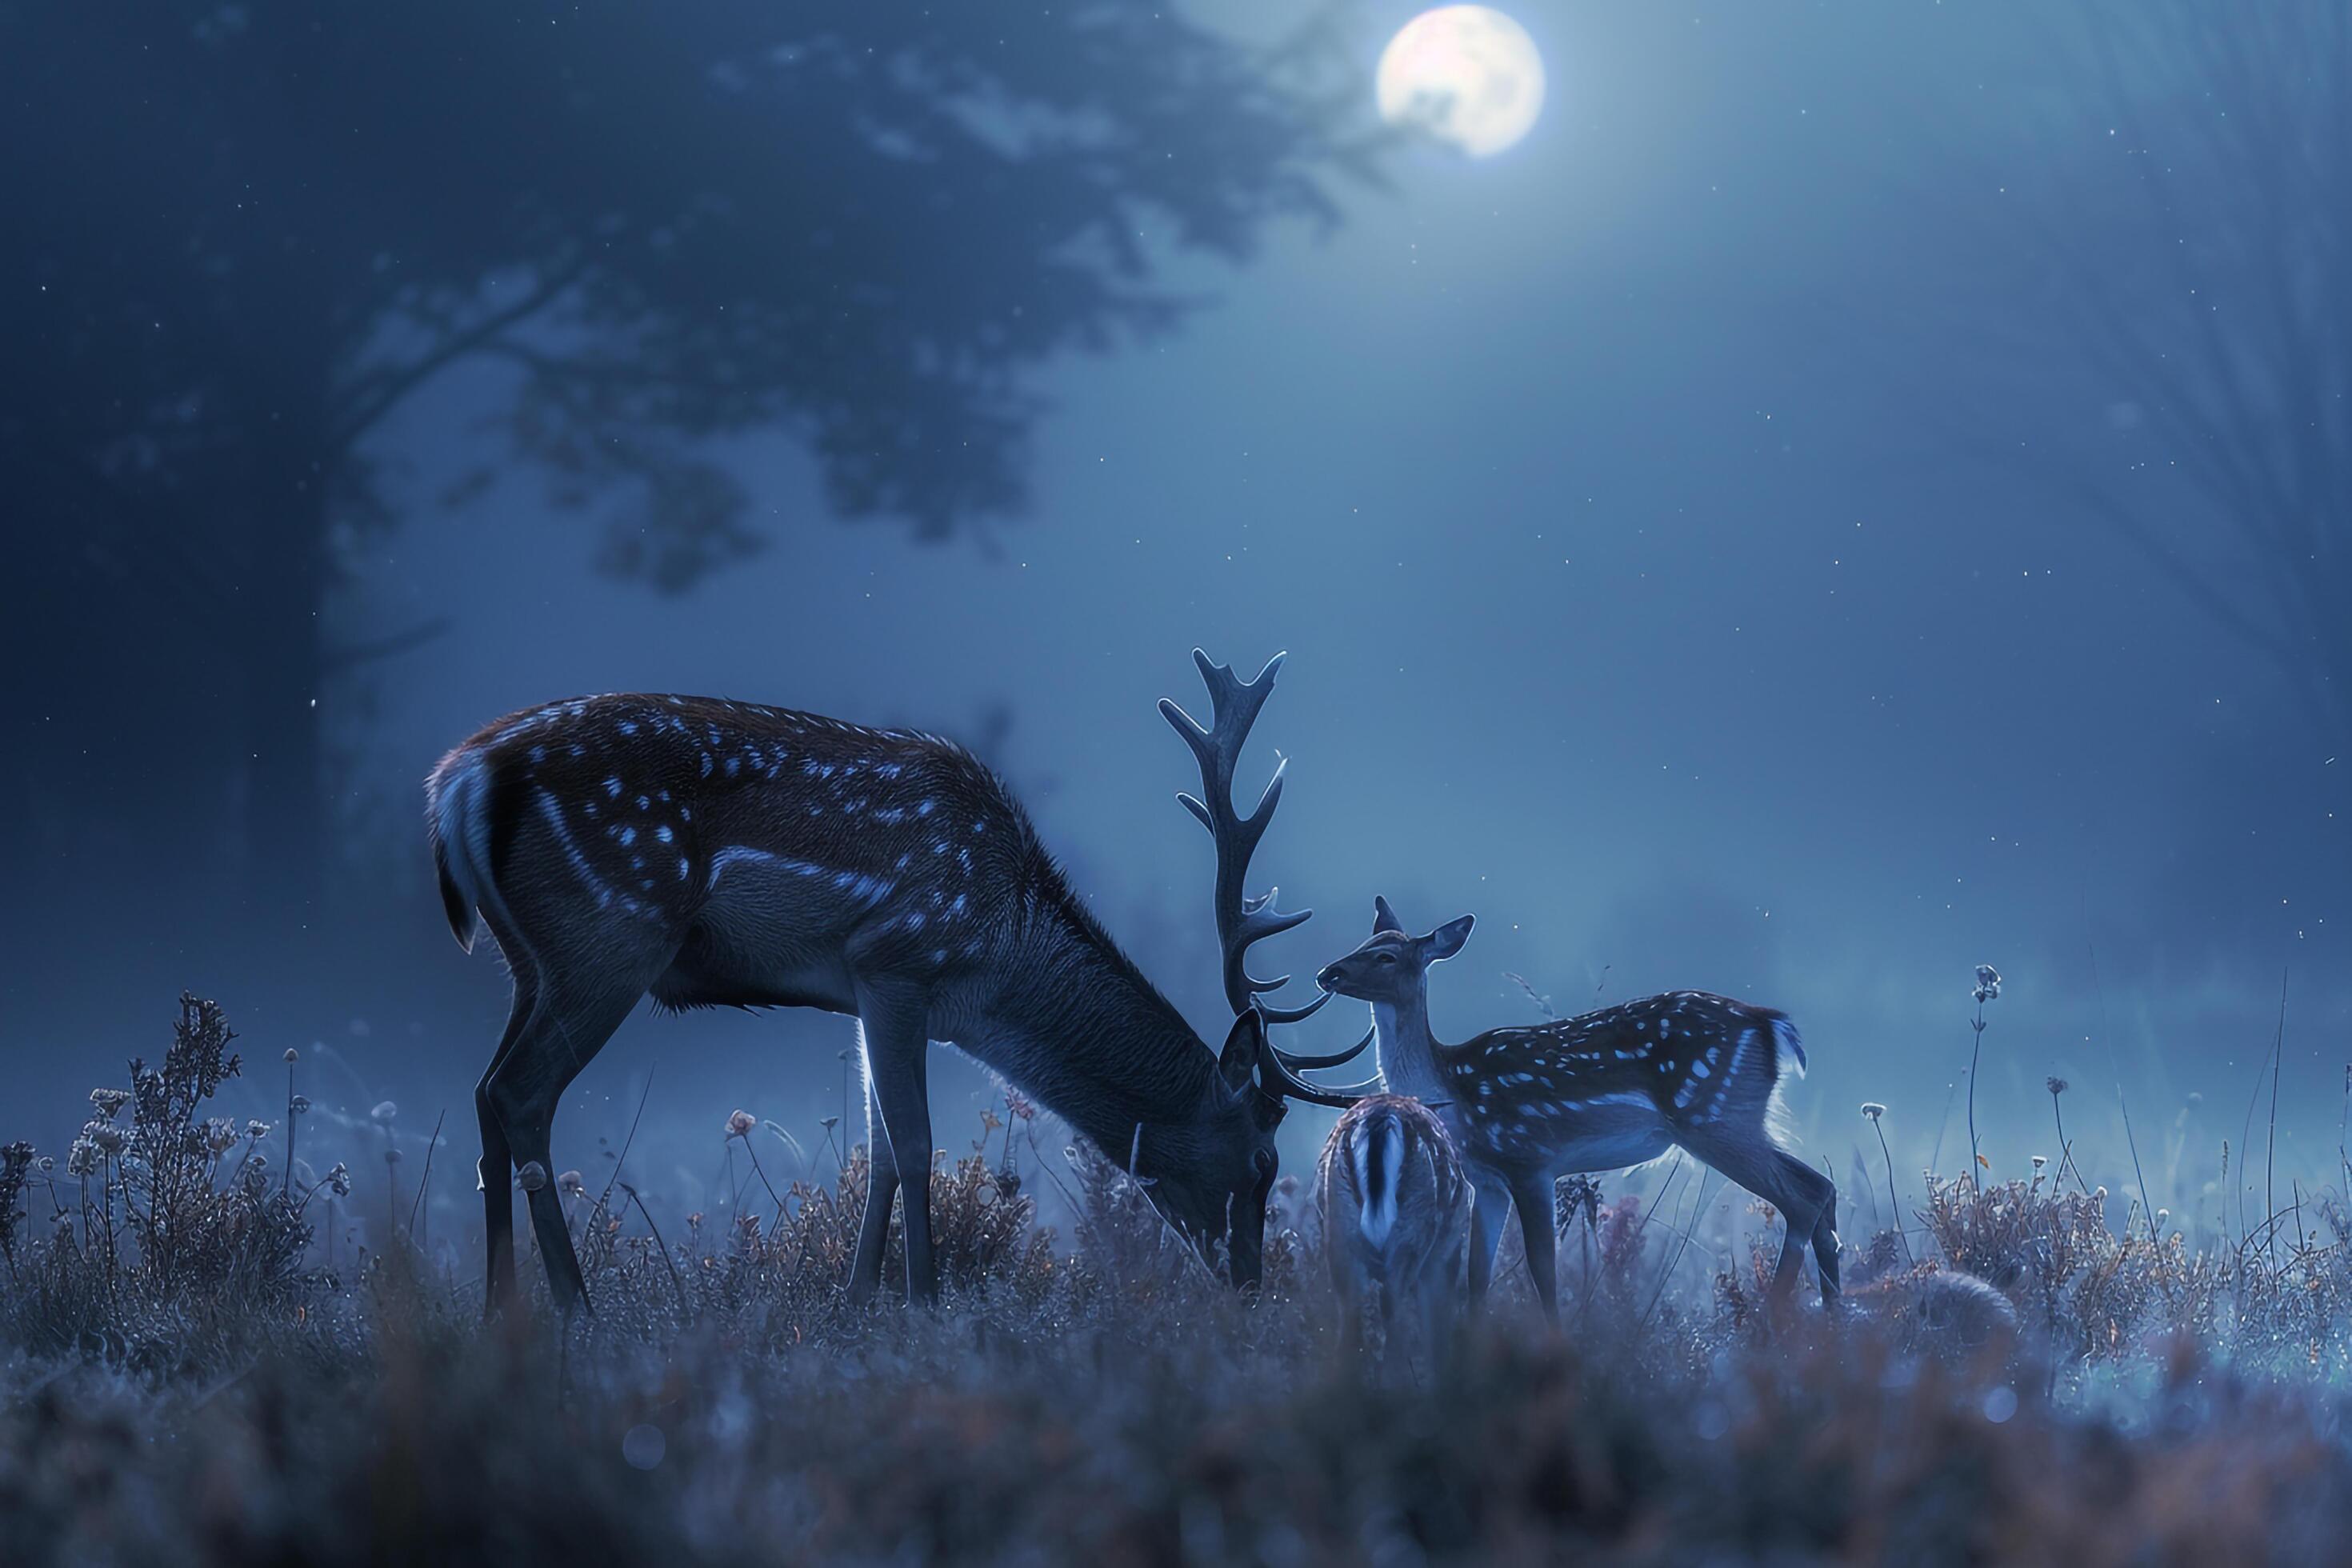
2 2 1362 890
2034 0 2352 746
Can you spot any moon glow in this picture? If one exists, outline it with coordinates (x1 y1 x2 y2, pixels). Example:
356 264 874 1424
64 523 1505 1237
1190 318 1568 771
1376 6 1546 158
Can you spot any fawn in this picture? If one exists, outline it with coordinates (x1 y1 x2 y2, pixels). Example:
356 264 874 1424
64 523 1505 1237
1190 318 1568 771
1317 899 1838 1320
1317 1093 1471 1368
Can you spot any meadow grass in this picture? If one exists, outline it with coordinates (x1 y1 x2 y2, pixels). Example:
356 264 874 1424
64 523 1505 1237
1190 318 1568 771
8 996 2352 1565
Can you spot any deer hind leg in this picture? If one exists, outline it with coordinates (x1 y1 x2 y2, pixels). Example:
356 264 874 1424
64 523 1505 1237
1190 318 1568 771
1687 1133 1831 1305
483 949 670 1319
1782 1150 1842 1302
852 983 937 1306
475 971 538 1316
1466 1172 1513 1306
1510 1172 1561 1322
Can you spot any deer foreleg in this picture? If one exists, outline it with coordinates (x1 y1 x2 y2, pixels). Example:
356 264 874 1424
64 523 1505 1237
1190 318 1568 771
846 1074 900 1306
1466 1173 1512 1305
854 986 937 1306
1510 1173 1560 1322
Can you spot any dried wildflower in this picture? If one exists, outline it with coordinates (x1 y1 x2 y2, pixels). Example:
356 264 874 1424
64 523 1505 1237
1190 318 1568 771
2030 1154 2047 1170
245 1119 271 1142
290 1094 311 1114
370 1101 398 1124
558 1170 585 1196
38 1155 55 1174
85 1121 126 1157
725 1109 757 1140
819 1115 840 1133
203 1117 238 1157
89 1087 130 1120
1973 965 2002 1004
2046 1076 2069 1097
1005 1090 1037 1122
518 1161 548 1193
66 1138 100 1178
327 1162 352 1197
283 1047 299 1063
1861 1102 1886 1121
384 1146 404 1166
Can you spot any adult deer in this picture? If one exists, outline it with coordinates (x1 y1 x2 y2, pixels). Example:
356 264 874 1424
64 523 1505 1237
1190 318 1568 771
1317 1094 1470 1370
426 651 1373 1315
1315 899 1838 1320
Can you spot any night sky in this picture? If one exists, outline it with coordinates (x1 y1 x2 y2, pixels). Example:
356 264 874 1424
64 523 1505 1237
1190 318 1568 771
7 2 2343 1242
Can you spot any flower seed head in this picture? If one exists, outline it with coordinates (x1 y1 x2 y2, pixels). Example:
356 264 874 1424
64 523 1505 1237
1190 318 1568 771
283 1047 299 1064
725 1109 756 1140
1860 1102 1886 1121
2046 1077 2069 1097
370 1101 398 1124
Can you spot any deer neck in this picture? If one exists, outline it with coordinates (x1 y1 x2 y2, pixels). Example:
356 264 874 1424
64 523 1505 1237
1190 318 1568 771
1372 990 1450 1106
966 888 1218 1160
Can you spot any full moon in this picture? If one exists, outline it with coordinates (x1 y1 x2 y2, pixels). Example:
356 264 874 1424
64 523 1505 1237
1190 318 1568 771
1376 6 1546 158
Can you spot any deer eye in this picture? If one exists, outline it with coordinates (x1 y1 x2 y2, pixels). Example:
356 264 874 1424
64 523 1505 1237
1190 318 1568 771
1374 952 1395 966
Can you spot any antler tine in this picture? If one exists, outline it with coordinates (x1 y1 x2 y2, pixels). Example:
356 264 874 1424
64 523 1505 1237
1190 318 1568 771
1160 649 1309 1017
1272 1020 1374 1070
1255 1039 1383 1109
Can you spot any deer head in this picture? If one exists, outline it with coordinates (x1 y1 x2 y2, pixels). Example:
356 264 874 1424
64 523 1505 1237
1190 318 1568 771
1314 896 1476 1008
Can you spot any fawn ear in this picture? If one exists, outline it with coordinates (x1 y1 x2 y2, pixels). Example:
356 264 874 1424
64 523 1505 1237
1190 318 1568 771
1373 895 1404 934
1217 1010 1266 1095
1423 914 1475 963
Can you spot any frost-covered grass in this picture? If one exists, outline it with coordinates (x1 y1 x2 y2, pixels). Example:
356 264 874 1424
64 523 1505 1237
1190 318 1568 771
10 997 2352 1564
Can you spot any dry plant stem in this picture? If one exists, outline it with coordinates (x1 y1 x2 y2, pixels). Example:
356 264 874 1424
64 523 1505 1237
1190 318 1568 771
617 1181 689 1318
2266 966 2287 1263
283 1058 297 1198
742 1141 786 1227
1871 1117 1914 1263
2051 1090 2090 1194
407 1110 446 1243
1967 996 1987 1190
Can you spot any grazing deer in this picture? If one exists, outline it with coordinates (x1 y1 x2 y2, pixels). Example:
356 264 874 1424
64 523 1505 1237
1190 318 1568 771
1317 1094 1470 1369
1315 898 1838 1320
426 652 1373 1315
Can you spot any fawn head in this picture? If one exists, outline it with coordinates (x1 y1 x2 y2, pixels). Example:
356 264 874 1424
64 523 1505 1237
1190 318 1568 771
1315 896 1474 1005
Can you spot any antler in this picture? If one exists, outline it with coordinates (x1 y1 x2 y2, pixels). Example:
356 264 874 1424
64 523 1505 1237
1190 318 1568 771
1161 649 1375 1104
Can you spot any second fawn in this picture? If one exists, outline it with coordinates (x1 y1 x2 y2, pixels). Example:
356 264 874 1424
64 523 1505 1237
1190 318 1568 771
1317 1093 1470 1368
1316 898 1838 1320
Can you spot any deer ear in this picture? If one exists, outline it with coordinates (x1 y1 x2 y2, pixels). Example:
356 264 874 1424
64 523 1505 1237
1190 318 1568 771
1217 1010 1265 1095
1373 895 1404 934
1424 914 1475 963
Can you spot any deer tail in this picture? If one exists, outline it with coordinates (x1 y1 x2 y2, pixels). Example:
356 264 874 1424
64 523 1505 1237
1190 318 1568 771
1354 1106 1403 1246
426 745 498 953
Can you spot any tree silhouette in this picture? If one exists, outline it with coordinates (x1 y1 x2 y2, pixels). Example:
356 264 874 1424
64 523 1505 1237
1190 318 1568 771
2034 2 2350 747
3 2 1362 905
